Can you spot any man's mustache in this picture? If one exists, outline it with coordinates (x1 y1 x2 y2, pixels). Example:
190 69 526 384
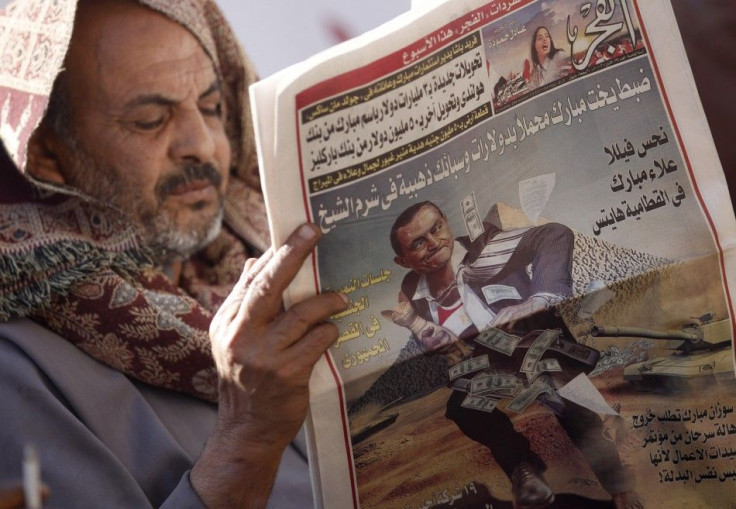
156 163 223 200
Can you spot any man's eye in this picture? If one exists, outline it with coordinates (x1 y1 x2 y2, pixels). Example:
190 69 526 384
134 118 164 130
201 102 223 118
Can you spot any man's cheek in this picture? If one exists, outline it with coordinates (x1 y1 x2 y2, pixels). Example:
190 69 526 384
216 134 232 180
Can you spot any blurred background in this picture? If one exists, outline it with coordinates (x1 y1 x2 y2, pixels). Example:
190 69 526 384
668 0 736 201
219 0 411 78
0 0 732 196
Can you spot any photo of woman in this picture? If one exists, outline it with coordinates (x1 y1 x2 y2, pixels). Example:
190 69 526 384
528 26 571 89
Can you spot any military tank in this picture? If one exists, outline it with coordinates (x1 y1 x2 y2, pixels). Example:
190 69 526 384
590 314 734 392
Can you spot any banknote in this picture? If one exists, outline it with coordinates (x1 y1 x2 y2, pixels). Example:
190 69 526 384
448 354 490 380
526 357 562 382
475 326 521 356
520 329 561 373
461 394 500 414
507 375 555 413
461 192 484 242
470 373 520 395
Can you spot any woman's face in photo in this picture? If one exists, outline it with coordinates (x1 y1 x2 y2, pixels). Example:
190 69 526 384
535 28 552 62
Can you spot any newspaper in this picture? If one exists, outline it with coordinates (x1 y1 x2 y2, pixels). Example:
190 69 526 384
250 0 736 507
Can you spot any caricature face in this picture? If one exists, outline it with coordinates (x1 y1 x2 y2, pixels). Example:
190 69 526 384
535 27 552 63
394 204 454 274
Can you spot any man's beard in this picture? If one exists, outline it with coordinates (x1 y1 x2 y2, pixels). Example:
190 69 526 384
148 163 225 262
146 196 224 264
64 137 225 264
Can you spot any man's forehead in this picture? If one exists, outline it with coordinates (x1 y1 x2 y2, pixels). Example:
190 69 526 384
400 206 444 238
66 0 216 95
410 205 442 226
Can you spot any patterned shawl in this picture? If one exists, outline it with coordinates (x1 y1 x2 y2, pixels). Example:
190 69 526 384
0 0 269 402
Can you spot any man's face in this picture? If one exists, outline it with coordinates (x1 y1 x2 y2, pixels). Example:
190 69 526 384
46 0 231 262
394 205 454 274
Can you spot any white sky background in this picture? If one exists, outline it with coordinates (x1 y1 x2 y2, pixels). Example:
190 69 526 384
0 0 410 77
219 1 411 77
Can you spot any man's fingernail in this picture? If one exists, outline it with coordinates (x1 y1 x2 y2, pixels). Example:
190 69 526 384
298 224 317 240
338 292 349 304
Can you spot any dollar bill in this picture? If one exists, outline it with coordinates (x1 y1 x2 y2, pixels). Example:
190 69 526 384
507 375 555 414
526 357 563 382
520 329 561 373
461 192 484 242
470 373 520 395
475 326 521 356
461 393 500 414
448 354 490 380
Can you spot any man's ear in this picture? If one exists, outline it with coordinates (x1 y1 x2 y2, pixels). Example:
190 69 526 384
25 122 67 185
394 255 410 269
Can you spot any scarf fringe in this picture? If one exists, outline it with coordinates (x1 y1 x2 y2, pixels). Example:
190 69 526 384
0 240 152 321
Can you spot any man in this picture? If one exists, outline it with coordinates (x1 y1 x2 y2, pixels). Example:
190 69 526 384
389 201 642 509
0 0 347 507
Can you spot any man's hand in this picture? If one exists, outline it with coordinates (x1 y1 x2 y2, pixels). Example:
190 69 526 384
192 224 348 509
490 296 547 331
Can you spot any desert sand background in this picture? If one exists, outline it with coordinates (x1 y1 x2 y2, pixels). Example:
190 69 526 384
353 368 736 509
350 253 736 508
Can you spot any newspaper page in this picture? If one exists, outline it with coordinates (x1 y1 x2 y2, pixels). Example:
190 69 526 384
250 0 736 507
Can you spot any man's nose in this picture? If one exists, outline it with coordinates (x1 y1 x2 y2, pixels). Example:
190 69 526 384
426 234 440 249
169 108 217 163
